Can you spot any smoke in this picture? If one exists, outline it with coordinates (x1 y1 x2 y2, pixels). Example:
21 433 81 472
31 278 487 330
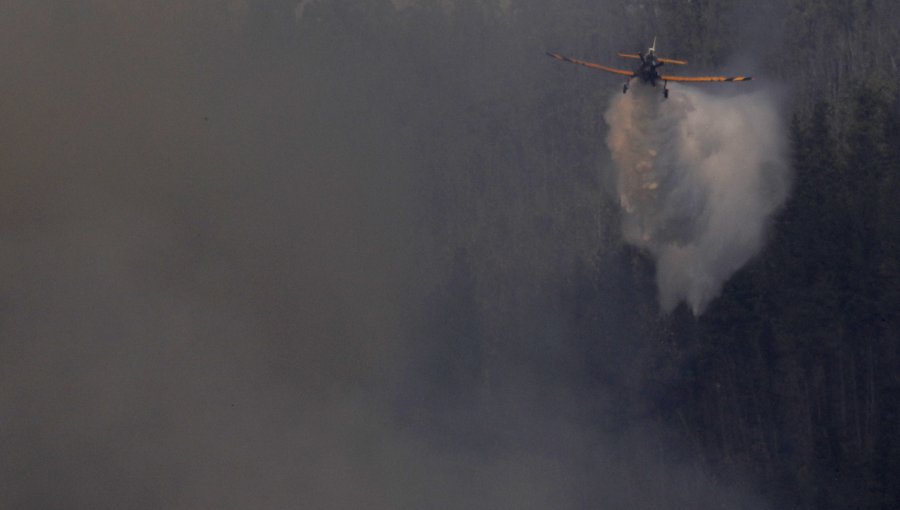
0 2 785 508
605 83 789 314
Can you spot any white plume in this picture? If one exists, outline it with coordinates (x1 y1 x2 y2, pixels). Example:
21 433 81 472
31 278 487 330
605 83 790 314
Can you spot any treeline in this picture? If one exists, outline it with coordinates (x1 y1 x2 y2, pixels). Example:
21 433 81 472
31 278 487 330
294 1 900 508
637 3 900 509
654 77 900 509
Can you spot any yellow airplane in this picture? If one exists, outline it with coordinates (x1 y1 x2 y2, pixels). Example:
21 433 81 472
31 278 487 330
547 38 752 98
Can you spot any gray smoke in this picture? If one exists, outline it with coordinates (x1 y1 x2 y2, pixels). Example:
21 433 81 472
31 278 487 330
605 83 789 314
0 2 782 508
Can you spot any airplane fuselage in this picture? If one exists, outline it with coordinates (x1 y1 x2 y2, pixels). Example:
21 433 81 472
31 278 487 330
636 54 663 86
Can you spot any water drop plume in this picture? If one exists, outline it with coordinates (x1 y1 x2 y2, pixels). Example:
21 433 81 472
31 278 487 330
605 83 790 314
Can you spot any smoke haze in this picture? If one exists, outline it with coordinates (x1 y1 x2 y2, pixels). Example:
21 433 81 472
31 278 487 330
605 84 789 314
0 2 786 508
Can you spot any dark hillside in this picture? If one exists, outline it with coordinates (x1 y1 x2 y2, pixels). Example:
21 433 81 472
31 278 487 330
1 1 897 508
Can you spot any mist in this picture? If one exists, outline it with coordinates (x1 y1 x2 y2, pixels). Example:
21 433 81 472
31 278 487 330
0 2 786 509
605 83 789 314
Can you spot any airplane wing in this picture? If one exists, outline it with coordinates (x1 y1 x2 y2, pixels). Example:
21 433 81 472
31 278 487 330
547 52 637 77
657 57 688 65
661 74 752 82
617 52 642 60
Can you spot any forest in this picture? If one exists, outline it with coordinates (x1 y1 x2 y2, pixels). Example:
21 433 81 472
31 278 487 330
1 1 897 508
294 1 900 508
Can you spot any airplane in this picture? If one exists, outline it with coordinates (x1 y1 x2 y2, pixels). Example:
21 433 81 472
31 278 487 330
546 37 752 98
